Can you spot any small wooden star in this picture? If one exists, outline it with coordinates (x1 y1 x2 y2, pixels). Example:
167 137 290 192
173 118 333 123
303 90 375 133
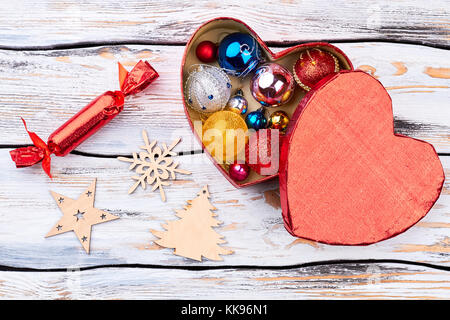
46 179 119 253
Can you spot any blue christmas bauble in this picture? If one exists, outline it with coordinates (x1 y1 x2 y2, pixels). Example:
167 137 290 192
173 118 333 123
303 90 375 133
245 109 267 131
218 33 263 77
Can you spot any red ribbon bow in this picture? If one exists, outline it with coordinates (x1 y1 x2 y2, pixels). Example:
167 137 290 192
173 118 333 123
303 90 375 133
10 118 52 177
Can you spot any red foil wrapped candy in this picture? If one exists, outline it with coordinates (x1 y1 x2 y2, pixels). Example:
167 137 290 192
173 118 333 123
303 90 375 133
10 60 159 178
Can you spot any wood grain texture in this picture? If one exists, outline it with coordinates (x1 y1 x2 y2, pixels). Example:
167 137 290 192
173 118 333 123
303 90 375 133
0 150 449 269
1 1 449 48
0 43 449 153
0 263 448 299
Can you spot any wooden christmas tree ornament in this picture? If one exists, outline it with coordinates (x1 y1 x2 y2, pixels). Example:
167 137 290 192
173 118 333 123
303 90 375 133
151 185 233 261
118 130 191 202
46 179 119 253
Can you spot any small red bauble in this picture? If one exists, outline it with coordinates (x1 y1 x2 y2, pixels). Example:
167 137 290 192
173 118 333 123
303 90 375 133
229 163 250 182
293 48 339 91
196 41 217 63
245 129 280 176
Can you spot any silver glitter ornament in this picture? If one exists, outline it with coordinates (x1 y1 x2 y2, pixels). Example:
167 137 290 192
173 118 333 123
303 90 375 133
185 64 232 113
226 89 248 115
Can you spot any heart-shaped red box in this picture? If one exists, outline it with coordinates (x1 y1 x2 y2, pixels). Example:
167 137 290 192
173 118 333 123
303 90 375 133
181 18 445 244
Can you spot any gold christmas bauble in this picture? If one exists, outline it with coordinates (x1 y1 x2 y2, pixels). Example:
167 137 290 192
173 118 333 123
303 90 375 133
202 110 248 164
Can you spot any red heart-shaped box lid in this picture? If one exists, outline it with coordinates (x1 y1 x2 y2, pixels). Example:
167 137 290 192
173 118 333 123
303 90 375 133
279 70 445 245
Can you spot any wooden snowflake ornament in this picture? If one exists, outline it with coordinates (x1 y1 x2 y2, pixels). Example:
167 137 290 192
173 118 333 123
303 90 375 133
46 179 119 253
118 130 191 202
151 185 233 261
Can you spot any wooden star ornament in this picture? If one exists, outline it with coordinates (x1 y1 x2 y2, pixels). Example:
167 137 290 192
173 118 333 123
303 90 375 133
46 179 119 253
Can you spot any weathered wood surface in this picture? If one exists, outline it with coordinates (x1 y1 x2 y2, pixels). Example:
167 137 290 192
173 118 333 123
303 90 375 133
0 263 448 299
1 1 449 48
0 151 448 269
1 43 449 153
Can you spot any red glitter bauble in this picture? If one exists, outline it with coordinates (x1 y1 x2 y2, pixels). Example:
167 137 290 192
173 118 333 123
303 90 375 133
245 129 280 176
293 48 339 91
196 41 217 63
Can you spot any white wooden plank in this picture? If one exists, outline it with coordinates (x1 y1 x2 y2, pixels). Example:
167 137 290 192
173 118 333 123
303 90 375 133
0 263 448 299
0 150 449 268
0 43 449 153
1 1 448 47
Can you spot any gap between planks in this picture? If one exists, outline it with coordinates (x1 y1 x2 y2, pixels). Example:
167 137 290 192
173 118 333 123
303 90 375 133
0 38 449 51
0 259 449 273
0 145 205 159
0 145 448 159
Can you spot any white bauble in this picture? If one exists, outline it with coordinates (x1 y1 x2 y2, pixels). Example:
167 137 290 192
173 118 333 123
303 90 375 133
185 65 232 113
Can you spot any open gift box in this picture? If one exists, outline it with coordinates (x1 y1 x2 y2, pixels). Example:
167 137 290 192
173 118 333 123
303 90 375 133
181 18 445 245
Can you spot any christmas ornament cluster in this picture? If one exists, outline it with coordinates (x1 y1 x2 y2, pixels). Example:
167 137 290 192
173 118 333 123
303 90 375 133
183 32 342 184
